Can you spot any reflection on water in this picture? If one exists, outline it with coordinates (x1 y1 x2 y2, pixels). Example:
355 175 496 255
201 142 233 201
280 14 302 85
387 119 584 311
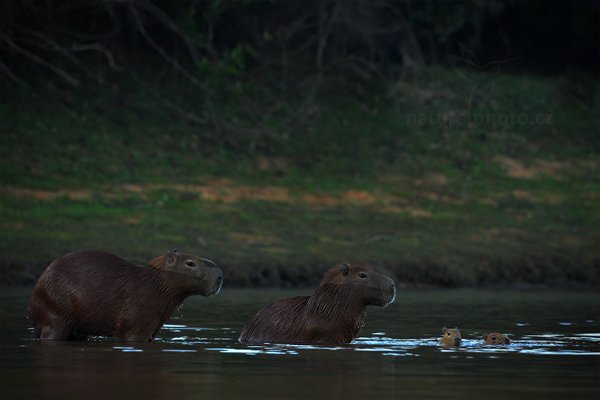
1 288 599 400
154 326 600 357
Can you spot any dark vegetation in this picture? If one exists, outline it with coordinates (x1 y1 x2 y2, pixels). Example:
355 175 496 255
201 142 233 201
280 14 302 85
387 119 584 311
0 0 598 288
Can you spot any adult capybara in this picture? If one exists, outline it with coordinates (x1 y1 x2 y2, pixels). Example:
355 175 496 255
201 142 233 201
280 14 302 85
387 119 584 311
440 327 462 346
28 249 222 341
239 263 396 344
483 332 510 345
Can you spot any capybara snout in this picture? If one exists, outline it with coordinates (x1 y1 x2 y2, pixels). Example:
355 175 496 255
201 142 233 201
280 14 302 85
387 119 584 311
367 275 396 307
184 258 223 297
381 277 396 306
199 258 223 297
147 250 223 297
188 257 223 296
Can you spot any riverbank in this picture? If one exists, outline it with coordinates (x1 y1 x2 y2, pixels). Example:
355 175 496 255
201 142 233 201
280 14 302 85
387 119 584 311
1 68 598 288
1 258 597 289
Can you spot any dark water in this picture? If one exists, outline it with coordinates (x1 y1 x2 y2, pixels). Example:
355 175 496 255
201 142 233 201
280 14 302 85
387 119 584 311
1 288 598 400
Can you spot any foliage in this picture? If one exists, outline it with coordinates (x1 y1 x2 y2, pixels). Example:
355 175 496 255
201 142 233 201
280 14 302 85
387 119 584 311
0 1 598 287
0 67 598 287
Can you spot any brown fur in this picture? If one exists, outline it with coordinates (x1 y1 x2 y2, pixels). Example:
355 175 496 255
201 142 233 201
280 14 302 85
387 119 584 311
147 255 168 269
28 249 222 341
440 327 462 346
483 332 510 345
239 264 396 344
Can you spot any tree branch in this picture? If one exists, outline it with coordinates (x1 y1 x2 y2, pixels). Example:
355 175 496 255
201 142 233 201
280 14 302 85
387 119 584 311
136 0 204 66
0 34 79 86
71 43 121 71
129 4 202 87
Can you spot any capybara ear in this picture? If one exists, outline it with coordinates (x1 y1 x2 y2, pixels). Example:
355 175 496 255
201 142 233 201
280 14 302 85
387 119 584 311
341 263 350 277
442 327 448 333
165 249 179 267
455 326 459 330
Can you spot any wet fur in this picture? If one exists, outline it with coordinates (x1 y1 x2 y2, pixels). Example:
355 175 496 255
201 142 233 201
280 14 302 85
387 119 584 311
239 264 395 344
483 332 510 345
440 327 462 347
28 250 221 341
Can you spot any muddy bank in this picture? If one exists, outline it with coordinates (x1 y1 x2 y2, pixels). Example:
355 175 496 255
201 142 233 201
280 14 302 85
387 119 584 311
1 257 598 289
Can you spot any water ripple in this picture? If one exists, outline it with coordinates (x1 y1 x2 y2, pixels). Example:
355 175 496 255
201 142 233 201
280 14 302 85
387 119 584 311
109 323 600 358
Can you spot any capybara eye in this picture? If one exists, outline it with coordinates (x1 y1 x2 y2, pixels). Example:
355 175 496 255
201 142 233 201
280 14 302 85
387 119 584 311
185 261 195 267
492 336 496 341
358 273 367 278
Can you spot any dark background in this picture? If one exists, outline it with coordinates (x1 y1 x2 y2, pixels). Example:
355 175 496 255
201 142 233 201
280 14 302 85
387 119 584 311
1 0 598 79
0 0 598 288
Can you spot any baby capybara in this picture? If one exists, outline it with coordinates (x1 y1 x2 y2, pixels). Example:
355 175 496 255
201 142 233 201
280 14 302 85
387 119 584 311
28 249 222 341
440 327 462 346
239 263 396 344
483 332 510 345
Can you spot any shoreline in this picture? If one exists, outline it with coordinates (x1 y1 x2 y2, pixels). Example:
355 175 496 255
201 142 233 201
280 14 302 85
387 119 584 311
2 259 597 290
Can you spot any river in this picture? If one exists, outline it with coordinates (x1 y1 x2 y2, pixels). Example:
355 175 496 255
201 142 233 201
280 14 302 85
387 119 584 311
0 288 598 399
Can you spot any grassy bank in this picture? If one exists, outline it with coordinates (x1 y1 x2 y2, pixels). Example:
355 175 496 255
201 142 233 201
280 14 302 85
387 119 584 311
0 67 598 287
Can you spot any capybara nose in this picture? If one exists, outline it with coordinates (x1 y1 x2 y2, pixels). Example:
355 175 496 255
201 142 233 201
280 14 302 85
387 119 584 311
386 281 397 305
215 271 223 287
208 272 223 296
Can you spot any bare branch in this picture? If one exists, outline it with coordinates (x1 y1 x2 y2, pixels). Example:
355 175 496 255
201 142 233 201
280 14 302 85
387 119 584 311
71 43 121 71
0 34 79 86
135 0 204 66
20 30 101 83
129 4 203 88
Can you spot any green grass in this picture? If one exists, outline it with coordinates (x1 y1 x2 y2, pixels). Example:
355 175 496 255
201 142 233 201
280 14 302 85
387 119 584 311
0 67 598 287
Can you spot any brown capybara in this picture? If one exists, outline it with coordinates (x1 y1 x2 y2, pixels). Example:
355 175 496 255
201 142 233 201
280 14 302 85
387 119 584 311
28 249 222 341
483 332 510 345
440 327 462 346
238 263 396 344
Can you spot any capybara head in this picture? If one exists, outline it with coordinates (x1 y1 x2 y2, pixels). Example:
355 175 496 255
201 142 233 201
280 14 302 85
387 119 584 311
441 327 462 346
148 249 222 296
321 264 396 307
483 332 510 345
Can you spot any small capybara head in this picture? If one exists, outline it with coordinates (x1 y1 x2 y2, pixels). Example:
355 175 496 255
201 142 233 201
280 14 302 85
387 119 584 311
148 249 222 296
321 263 396 307
440 327 462 346
483 332 510 345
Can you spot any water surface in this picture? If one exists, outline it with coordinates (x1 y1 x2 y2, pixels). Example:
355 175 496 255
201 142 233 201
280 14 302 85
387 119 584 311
1 288 598 399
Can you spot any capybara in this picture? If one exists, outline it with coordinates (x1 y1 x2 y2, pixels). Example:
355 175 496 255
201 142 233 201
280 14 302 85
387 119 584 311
238 263 396 344
28 249 222 341
483 332 510 345
440 327 462 346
